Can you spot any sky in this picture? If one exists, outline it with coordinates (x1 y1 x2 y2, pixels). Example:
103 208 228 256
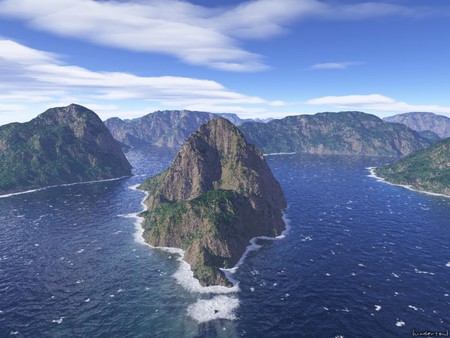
1 0 450 125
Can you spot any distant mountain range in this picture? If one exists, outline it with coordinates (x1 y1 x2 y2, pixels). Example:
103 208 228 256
104 110 269 148
239 111 432 157
106 110 432 157
384 112 450 139
0 104 132 195
375 137 450 196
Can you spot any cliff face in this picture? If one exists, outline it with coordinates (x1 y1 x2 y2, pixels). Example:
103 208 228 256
375 137 450 196
384 112 450 139
104 110 266 148
239 111 432 156
138 118 286 286
0 104 132 195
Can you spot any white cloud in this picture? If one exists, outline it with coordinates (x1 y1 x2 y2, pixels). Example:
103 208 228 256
310 62 361 70
307 94 450 117
0 39 285 124
0 0 442 71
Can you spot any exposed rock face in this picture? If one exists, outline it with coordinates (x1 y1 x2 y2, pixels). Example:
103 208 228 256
104 110 267 148
138 118 286 286
375 137 450 196
384 112 450 139
0 104 132 195
239 111 432 156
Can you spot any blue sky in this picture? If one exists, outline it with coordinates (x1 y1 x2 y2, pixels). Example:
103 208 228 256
1 0 450 125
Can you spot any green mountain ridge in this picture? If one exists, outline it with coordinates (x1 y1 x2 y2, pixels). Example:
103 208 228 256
0 104 132 195
375 137 450 196
239 111 432 156
138 118 286 286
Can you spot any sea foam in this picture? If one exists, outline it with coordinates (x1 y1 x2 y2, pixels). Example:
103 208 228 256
187 295 239 323
367 167 450 199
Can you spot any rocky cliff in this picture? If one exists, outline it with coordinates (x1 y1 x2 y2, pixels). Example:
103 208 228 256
375 137 450 196
138 118 286 286
239 111 432 156
0 104 132 195
384 112 450 139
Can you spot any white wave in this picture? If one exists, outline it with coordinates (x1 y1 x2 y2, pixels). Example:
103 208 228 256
414 268 435 275
263 152 296 156
187 295 239 323
408 305 418 311
375 305 382 311
395 320 405 327
367 167 450 199
52 317 64 324
391 272 400 278
0 176 129 199
446 262 450 267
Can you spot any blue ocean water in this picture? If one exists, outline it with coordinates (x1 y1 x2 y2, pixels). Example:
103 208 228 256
0 149 449 337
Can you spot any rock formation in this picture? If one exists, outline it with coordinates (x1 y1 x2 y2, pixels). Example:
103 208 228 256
138 118 286 286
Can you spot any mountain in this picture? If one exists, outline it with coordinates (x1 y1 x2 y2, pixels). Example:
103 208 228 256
239 111 432 156
0 104 132 195
375 137 450 196
138 118 286 286
104 110 268 148
383 112 450 139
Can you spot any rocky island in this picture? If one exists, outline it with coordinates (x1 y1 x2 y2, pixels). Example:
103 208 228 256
138 118 286 286
0 104 132 195
375 137 450 196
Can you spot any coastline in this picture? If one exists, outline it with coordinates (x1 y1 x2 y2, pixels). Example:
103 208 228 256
263 151 296 156
367 167 450 199
0 176 130 199
128 184 289 292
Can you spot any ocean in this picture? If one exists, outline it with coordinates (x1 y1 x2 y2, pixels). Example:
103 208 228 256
0 148 449 337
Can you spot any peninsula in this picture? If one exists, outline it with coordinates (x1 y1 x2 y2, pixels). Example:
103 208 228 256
375 137 450 196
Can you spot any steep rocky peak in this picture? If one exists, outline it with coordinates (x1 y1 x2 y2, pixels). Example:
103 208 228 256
153 117 285 210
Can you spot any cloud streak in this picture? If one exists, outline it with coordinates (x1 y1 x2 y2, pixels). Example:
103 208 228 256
310 62 362 70
0 0 444 71
0 39 282 123
307 94 450 116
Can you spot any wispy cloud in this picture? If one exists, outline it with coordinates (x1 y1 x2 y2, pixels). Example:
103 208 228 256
0 39 284 124
310 62 362 70
307 94 450 116
0 0 444 71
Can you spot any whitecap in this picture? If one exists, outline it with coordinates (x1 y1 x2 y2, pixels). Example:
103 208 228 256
395 320 405 327
414 268 435 275
375 305 381 311
52 317 64 324
187 295 239 323
446 262 450 267
391 273 400 278
408 305 418 311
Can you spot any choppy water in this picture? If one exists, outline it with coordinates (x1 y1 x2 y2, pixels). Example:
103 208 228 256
0 149 449 337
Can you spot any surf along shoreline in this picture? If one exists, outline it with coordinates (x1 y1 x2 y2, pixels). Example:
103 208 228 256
367 167 449 199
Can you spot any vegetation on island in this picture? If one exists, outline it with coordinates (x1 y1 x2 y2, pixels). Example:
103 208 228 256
0 104 132 195
375 137 450 196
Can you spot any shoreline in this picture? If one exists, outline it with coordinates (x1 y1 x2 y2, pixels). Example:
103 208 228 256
128 184 289 292
0 176 130 199
367 167 449 199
